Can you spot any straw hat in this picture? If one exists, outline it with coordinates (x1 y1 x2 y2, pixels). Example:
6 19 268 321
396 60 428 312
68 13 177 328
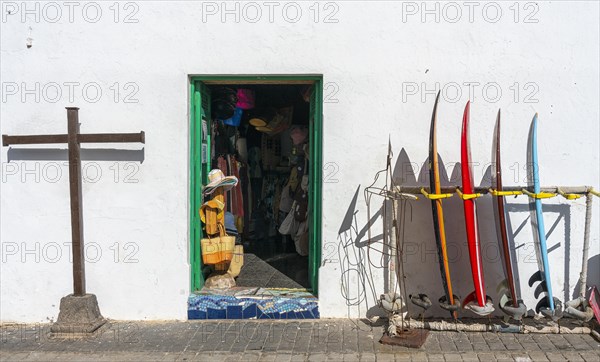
203 169 238 195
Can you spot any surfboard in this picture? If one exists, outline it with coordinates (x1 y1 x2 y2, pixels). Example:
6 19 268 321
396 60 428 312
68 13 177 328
527 113 557 313
428 91 458 316
460 101 492 315
492 110 527 319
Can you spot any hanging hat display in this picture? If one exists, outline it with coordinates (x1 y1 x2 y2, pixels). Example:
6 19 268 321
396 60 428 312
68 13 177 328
290 126 308 145
249 107 293 136
249 117 267 127
223 107 243 127
236 89 255 110
212 87 238 120
203 169 239 195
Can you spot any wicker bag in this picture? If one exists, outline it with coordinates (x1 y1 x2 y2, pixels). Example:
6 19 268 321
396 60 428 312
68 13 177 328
201 225 235 265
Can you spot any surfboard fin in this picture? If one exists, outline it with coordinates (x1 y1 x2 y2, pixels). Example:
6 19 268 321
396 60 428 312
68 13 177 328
410 294 432 310
463 291 495 316
499 293 527 321
536 297 563 321
438 295 460 313
528 270 543 287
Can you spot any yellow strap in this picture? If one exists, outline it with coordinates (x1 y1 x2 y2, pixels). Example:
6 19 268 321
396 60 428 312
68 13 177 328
488 188 523 197
589 188 600 197
456 187 482 200
557 188 583 200
420 188 453 200
521 189 557 199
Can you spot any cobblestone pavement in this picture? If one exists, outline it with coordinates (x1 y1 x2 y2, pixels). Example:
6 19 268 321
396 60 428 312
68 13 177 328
1 320 599 361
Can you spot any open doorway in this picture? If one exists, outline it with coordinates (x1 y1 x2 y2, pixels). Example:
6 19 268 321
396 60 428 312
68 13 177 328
188 76 322 319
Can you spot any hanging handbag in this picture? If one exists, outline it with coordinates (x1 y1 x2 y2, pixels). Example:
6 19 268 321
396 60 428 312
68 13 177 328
201 224 235 265
278 201 299 235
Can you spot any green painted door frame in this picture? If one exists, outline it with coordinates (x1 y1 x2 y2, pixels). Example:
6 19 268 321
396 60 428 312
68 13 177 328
189 75 323 294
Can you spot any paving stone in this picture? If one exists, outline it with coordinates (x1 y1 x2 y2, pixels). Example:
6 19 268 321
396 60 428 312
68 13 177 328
546 335 571 351
223 354 242 362
560 351 585 362
579 351 600 362
293 338 311 354
1 352 32 360
517 343 539 352
325 323 343 354
472 343 490 351
245 325 269 352
307 352 327 361
309 325 329 353
393 352 411 361
583 337 600 350
545 352 568 362
290 353 308 361
274 353 293 362
375 352 394 361
511 352 532 361
258 352 277 361
341 322 358 354
359 352 376 361
356 328 374 353
492 352 514 362
522 351 547 361
443 352 463 361
561 335 594 351
325 352 345 361
374 340 394 353
426 353 445 361
461 352 479 362
262 325 284 352
409 351 426 361
279 326 299 352
476 352 497 362
439 342 459 352
499 335 522 351
342 352 360 361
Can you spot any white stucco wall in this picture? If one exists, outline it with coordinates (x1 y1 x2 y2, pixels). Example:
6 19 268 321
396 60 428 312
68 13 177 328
1 1 598 322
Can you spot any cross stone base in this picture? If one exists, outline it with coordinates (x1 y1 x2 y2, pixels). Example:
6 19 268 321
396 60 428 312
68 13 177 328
50 294 106 336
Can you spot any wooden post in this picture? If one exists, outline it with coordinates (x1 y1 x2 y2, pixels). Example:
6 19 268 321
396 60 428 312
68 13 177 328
67 107 86 296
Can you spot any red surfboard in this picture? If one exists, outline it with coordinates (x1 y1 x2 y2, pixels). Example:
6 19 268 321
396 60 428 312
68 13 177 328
460 102 493 315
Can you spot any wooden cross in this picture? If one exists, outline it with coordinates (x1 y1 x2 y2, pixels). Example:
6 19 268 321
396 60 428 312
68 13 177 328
2 107 144 296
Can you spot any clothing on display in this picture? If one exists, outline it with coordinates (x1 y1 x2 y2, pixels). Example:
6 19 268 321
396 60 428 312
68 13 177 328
199 84 312 289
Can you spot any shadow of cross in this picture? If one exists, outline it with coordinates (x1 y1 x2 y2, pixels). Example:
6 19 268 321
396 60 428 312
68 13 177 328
2 107 145 296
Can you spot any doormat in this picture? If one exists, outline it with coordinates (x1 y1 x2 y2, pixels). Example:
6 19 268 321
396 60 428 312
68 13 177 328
188 288 319 319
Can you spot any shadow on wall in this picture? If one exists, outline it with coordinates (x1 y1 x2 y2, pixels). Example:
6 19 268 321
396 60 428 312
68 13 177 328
7 148 145 163
336 147 583 319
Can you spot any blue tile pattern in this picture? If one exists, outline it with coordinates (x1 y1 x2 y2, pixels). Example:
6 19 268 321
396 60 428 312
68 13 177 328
188 293 319 320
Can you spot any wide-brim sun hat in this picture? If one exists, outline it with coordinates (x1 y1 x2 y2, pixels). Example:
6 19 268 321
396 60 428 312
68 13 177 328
203 169 239 195
249 117 267 127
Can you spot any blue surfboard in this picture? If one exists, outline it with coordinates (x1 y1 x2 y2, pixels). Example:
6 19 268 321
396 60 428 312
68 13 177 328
528 114 556 313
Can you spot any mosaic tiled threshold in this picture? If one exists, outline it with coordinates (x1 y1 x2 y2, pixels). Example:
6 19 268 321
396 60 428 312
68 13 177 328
188 287 319 319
